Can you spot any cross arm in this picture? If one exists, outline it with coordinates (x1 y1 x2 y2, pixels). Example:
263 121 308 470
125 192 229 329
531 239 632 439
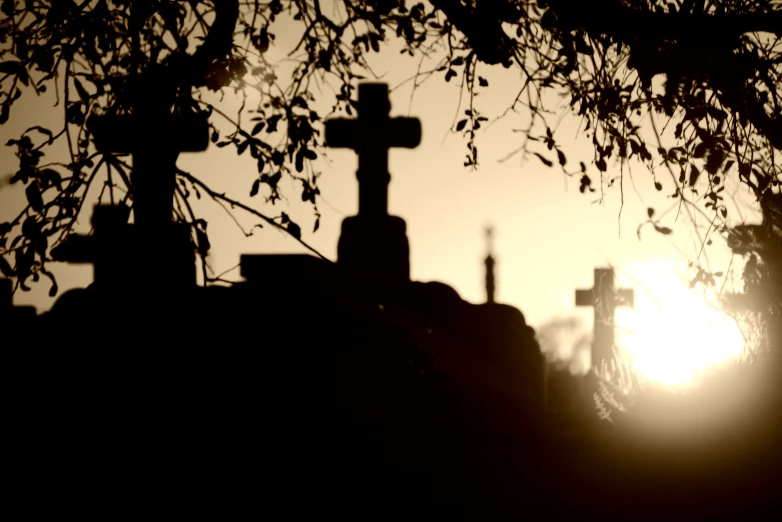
575 289 595 306
388 118 422 149
616 288 634 308
324 118 355 149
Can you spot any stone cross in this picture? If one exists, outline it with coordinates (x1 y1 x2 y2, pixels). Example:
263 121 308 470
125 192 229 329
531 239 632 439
576 268 634 369
484 226 496 304
325 83 421 217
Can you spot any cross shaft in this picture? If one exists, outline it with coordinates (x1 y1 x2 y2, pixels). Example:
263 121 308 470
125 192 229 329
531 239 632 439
576 268 634 368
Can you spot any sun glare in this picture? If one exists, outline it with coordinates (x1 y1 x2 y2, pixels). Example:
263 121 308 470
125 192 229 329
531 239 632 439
615 259 745 385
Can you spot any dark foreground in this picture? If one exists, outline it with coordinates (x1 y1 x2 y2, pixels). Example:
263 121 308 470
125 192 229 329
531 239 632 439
7 281 782 520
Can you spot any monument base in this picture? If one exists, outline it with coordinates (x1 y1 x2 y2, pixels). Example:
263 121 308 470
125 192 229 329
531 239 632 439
338 215 410 292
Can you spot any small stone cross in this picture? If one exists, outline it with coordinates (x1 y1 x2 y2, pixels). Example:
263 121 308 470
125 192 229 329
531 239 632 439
576 268 634 368
325 83 421 217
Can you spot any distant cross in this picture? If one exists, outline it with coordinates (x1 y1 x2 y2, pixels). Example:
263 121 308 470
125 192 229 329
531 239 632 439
576 268 634 369
484 226 496 304
325 83 421 217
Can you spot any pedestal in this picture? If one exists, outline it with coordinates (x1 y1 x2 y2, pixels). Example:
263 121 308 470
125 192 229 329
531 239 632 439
337 215 410 293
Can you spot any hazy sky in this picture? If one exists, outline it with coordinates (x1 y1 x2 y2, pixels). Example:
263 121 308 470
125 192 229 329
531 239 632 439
0 6 760 337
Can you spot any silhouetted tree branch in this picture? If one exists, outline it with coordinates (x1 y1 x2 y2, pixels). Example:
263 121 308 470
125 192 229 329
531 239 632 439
0 1 779 332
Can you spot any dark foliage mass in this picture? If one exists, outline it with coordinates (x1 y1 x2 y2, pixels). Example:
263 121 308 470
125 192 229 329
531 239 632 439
0 1 780 329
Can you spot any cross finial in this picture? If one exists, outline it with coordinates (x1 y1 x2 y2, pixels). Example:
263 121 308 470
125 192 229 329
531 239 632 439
325 83 421 217
576 268 634 369
485 226 494 254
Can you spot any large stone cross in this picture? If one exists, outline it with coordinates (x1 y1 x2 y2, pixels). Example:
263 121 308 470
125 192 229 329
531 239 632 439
576 268 634 369
325 83 421 217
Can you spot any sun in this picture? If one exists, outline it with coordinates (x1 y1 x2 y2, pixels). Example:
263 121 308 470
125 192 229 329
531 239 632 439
614 259 746 385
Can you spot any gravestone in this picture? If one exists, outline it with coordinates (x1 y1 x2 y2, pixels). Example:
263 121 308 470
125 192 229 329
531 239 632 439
576 267 634 369
87 62 208 289
325 83 421 290
0 278 36 324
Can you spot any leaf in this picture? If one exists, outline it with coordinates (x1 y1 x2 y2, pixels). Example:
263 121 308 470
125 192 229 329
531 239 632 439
654 224 672 235
40 169 61 190
478 77 488 87
25 184 44 212
456 119 467 132
251 121 266 136
0 60 20 74
689 164 700 187
647 207 655 219
45 271 58 297
596 158 607 172
287 221 301 239
250 179 260 197
533 153 553 167
579 174 592 194
34 235 47 258
0 255 13 277
237 141 248 155
580 161 586 173
313 217 320 233
654 181 662 191
196 228 210 256
557 149 566 166
74 79 90 104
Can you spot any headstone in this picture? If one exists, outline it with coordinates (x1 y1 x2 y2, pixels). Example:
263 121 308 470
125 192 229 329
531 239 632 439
51 204 195 289
325 83 421 289
575 268 634 369
87 59 208 287
0 278 36 323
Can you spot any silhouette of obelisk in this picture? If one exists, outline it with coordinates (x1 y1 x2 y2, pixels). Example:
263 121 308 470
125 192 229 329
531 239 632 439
326 83 421 291
484 226 496 304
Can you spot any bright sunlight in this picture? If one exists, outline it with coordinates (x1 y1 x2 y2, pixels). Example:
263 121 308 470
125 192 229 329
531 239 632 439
615 259 746 385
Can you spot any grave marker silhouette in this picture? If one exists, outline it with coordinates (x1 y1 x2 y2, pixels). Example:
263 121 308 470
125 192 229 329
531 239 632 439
576 268 634 369
484 226 496 304
326 83 421 287
1 278 35 323
84 5 216 288
326 83 421 217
